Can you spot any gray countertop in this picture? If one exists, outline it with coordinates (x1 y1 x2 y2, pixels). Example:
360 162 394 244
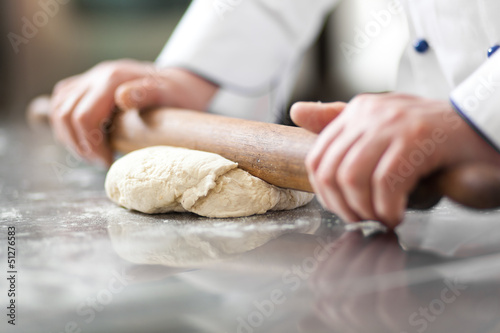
2 121 500 333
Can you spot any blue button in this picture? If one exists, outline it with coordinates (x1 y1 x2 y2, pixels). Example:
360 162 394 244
488 44 500 58
413 39 429 53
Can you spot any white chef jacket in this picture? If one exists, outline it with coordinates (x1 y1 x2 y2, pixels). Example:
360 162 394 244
157 0 500 151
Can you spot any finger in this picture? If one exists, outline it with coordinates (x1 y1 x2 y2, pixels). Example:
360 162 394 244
290 101 346 134
312 130 363 222
371 140 438 228
71 87 115 166
115 76 174 111
312 172 359 223
371 142 408 227
50 86 88 155
306 118 345 174
337 133 391 221
310 166 357 223
51 79 81 115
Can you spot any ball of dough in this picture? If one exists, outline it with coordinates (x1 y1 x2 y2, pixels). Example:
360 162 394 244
105 146 314 218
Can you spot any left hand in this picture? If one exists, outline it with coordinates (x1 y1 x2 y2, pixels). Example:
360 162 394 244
291 93 500 228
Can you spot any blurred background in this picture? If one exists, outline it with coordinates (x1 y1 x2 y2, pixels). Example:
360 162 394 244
1 0 408 122
1 0 190 122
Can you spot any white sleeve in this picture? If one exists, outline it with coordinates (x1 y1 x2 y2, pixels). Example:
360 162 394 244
450 51 500 151
156 0 338 95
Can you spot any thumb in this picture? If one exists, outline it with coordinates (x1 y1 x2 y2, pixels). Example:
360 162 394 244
115 77 175 111
290 101 346 134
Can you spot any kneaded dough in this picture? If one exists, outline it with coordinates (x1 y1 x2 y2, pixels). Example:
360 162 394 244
105 146 314 218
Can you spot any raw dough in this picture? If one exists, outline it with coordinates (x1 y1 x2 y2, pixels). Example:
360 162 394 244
105 146 314 218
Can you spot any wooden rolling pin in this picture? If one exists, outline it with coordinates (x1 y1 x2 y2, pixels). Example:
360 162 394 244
27 96 500 210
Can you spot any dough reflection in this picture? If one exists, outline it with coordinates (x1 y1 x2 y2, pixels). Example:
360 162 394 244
107 203 321 267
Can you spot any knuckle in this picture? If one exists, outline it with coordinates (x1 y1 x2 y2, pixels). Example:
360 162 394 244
316 169 334 188
350 94 390 118
409 119 430 138
383 107 405 124
337 166 361 190
54 108 72 124
71 110 89 127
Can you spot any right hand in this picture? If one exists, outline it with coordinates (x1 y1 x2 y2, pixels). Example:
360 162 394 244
50 59 218 166
291 96 500 227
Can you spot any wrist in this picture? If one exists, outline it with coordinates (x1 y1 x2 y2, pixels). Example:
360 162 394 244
446 111 500 166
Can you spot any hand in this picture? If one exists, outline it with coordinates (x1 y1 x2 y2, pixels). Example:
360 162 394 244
50 59 218 166
291 93 500 228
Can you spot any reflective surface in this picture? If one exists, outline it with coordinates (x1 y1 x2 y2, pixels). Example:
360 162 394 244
2 123 500 333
